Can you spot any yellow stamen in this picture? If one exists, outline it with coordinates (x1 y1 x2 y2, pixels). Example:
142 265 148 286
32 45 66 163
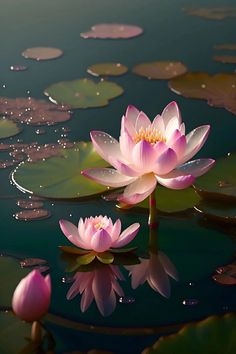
94 222 105 230
133 126 166 144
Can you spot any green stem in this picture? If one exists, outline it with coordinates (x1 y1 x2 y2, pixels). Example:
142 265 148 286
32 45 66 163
148 191 159 230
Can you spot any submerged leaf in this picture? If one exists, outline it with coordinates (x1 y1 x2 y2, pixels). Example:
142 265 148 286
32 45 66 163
80 23 143 39
12 142 109 199
87 63 128 77
213 55 236 64
184 7 236 20
22 47 63 60
44 78 123 108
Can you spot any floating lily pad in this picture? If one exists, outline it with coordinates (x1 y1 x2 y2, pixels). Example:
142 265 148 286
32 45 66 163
212 263 236 285
133 61 187 80
194 200 236 224
214 44 236 50
0 312 31 354
184 7 236 20
0 119 21 139
118 186 200 213
22 47 63 60
44 78 123 108
80 24 143 39
194 153 236 201
142 314 236 354
169 72 236 115
87 63 128 77
12 142 109 199
0 256 30 307
213 55 236 64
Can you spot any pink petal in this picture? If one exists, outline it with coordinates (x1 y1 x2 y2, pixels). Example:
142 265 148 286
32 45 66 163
135 111 151 131
177 158 215 177
126 260 149 289
132 140 157 172
81 287 94 312
111 159 140 177
180 125 210 164
90 131 122 164
161 101 181 128
179 122 185 135
153 141 168 159
148 256 170 297
159 252 178 281
93 268 115 316
151 115 165 134
119 130 135 161
153 148 177 175
90 229 113 252
82 168 135 188
78 218 85 237
166 129 181 145
165 117 181 140
59 219 87 248
156 170 195 189
118 174 157 204
112 279 124 297
110 219 121 241
112 223 140 248
169 135 186 161
121 105 140 136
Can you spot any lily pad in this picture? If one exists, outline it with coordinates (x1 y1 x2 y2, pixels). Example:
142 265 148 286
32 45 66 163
0 119 21 139
213 55 236 64
118 186 200 213
11 142 109 199
184 7 236 20
87 63 128 77
194 200 236 224
0 256 30 307
169 72 236 115
44 78 123 108
0 312 31 354
22 47 63 60
133 61 187 80
142 314 236 354
194 153 236 202
80 24 143 39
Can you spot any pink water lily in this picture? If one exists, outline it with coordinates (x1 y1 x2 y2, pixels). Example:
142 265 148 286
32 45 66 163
12 270 51 322
82 102 214 204
126 252 178 298
67 265 124 316
59 216 140 253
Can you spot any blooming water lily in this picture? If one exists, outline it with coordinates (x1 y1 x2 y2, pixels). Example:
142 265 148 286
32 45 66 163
82 102 214 204
12 270 51 322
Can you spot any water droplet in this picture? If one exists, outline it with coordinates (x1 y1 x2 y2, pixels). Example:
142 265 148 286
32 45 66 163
62 275 74 284
188 282 195 286
118 296 135 304
182 299 199 306
10 65 28 72
35 128 46 135
20 258 47 267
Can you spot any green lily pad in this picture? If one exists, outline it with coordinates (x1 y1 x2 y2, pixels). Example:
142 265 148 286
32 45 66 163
44 78 123 108
11 142 109 199
118 186 200 213
142 314 236 354
0 312 31 354
87 63 128 77
0 118 21 139
194 200 236 224
194 153 236 202
0 256 30 307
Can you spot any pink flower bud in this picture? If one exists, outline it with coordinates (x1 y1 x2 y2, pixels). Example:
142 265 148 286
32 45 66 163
12 270 51 322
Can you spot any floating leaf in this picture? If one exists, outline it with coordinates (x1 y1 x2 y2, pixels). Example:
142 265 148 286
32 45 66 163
96 251 114 264
44 78 123 108
118 186 200 213
0 97 70 126
213 55 236 64
213 264 236 285
142 314 236 354
0 312 31 354
76 253 96 266
22 47 63 60
184 7 236 20
12 142 109 199
133 61 187 80
87 63 128 77
214 44 236 50
80 24 143 39
59 246 89 255
169 72 236 115
0 119 21 139
194 200 236 224
194 153 236 201
0 256 30 307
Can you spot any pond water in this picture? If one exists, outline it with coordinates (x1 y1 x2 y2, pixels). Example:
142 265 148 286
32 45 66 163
1 0 236 353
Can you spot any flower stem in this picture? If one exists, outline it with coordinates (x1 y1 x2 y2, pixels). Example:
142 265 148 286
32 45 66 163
148 191 159 229
31 321 42 344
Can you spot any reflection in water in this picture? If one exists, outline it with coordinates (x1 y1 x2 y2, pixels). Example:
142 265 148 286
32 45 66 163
67 265 125 316
126 251 178 298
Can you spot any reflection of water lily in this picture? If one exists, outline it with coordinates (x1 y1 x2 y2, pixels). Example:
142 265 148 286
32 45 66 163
126 252 178 298
67 265 124 316
82 102 214 204
59 216 139 253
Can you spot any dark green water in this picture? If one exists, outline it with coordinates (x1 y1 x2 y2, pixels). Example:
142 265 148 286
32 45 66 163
1 0 236 353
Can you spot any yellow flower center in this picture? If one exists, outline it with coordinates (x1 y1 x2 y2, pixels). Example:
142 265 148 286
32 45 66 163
133 126 166 144
94 222 105 230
